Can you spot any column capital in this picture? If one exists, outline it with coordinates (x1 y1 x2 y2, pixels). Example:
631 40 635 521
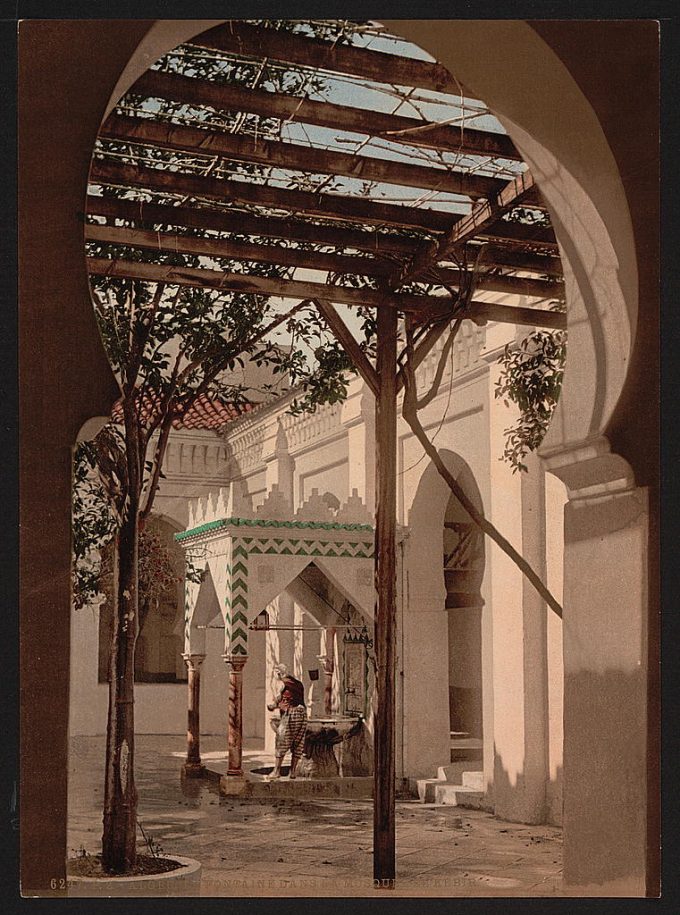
222 653 248 672
540 434 636 502
182 652 206 672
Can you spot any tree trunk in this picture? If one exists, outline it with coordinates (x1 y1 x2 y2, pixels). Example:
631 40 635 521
101 503 139 872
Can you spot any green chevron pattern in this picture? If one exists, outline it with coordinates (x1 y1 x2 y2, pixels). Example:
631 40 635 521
240 536 373 559
228 540 249 656
184 531 373 658
176 516 373 543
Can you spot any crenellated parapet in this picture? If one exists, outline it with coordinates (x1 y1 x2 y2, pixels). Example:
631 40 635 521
183 481 372 535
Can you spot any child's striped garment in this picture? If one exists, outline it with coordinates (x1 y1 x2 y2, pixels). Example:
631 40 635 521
275 704 307 759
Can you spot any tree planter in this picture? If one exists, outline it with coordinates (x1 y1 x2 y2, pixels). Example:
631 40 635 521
67 855 201 897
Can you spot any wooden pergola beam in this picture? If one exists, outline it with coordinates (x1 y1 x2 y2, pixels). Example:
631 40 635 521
470 243 562 277
86 256 566 329
85 222 397 280
477 220 558 251
467 300 566 330
85 255 451 316
192 21 466 96
101 114 508 200
86 195 561 270
85 223 564 300
89 159 458 233
86 195 419 258
394 168 539 286
131 68 521 161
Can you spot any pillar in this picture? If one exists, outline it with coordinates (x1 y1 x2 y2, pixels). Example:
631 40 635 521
486 347 527 820
319 630 336 716
544 441 649 895
182 653 206 777
519 451 550 823
373 304 398 886
224 654 248 776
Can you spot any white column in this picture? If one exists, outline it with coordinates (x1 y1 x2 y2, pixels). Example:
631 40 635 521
486 353 526 820
545 441 649 894
519 451 550 823
545 471 566 826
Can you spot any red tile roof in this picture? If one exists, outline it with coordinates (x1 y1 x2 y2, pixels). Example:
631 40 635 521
111 393 252 431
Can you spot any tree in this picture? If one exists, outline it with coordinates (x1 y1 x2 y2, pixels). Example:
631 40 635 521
80 25 357 875
80 278 351 872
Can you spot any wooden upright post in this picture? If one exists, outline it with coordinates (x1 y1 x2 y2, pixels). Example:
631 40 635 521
373 304 398 887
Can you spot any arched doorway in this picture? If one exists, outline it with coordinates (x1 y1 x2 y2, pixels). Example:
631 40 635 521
87 17 650 894
443 483 485 743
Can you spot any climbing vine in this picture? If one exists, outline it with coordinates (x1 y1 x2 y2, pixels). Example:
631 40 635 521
494 324 567 473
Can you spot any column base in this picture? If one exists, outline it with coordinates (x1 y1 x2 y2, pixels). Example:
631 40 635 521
226 767 244 777
182 761 206 778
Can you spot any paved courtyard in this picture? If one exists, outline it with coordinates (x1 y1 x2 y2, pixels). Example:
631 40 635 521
68 734 563 897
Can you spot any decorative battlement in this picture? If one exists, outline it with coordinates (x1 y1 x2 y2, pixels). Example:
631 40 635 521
178 483 373 544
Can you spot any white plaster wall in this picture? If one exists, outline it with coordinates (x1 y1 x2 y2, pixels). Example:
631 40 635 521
293 437 349 507
69 601 230 736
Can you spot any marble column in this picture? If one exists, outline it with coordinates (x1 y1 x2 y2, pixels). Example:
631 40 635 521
224 654 248 776
182 653 206 777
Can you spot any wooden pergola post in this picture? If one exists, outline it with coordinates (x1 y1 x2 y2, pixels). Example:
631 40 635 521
373 304 398 887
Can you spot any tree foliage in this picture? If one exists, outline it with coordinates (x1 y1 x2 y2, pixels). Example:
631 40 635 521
494 325 567 473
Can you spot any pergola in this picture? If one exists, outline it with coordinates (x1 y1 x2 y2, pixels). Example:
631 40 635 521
84 19 566 886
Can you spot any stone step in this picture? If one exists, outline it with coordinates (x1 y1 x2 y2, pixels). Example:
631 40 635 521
416 778 441 803
433 783 484 807
452 789 490 812
418 766 484 803
437 762 470 783
462 770 484 791
216 772 373 799
450 746 483 762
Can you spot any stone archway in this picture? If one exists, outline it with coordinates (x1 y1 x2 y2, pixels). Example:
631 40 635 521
443 475 486 743
18 18 657 897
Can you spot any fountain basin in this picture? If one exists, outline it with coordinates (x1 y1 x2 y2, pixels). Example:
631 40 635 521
269 714 365 778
